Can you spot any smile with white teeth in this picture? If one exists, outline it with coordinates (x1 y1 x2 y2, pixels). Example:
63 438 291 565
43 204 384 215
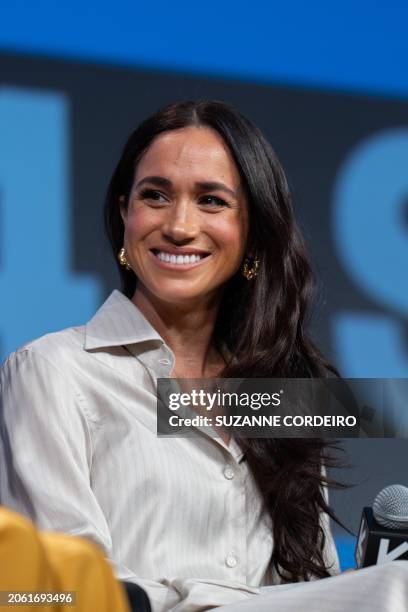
153 250 207 265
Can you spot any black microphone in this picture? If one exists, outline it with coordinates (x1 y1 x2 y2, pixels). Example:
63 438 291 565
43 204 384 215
355 485 408 567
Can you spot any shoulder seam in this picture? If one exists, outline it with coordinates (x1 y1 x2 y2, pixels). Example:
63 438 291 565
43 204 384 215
3 348 95 472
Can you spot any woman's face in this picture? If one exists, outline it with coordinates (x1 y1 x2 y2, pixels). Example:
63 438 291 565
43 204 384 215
120 126 249 307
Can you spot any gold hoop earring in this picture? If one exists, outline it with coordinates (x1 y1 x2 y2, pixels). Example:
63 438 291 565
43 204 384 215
241 255 260 280
118 247 132 271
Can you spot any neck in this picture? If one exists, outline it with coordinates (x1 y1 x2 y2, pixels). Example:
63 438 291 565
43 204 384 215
131 285 224 377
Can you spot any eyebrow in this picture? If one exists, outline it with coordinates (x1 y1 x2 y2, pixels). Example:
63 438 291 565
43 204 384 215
134 176 238 198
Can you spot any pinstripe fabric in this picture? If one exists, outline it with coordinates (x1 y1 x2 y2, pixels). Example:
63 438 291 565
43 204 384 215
224 561 408 612
0 290 344 612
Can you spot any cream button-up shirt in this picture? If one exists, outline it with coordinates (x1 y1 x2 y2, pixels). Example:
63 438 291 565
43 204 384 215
0 290 339 612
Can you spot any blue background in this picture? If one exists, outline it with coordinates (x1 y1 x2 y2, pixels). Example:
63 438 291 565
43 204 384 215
1 0 408 571
0 1 408 98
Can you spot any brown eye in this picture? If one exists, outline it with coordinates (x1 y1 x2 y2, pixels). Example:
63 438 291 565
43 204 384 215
139 189 167 203
199 195 227 207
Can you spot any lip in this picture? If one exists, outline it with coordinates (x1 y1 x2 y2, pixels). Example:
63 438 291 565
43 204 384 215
148 249 211 270
149 247 210 256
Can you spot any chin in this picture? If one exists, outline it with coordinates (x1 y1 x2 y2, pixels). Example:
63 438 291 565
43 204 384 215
146 283 217 306
153 292 209 305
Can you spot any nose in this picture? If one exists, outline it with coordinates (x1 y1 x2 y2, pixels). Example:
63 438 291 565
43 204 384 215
161 199 200 243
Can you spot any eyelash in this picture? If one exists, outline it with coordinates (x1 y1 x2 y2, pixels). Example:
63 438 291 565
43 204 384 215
139 189 166 202
200 195 227 207
138 189 228 208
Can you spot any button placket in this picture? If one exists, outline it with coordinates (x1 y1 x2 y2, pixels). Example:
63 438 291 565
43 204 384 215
157 345 175 376
158 358 170 365
155 342 175 371
221 454 245 578
223 465 235 480
224 457 247 581
225 553 238 568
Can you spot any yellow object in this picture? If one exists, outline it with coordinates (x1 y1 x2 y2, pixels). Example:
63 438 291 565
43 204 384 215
0 507 129 611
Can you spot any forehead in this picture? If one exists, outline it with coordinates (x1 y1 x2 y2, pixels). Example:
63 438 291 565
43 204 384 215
134 126 242 187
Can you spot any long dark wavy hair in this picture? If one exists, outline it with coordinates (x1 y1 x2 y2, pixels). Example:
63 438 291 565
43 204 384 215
105 100 347 582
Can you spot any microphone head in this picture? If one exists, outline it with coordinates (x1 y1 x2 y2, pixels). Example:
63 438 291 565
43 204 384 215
373 484 408 530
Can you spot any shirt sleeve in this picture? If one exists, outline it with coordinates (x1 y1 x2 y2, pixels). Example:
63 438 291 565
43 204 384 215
0 348 180 612
0 348 109 542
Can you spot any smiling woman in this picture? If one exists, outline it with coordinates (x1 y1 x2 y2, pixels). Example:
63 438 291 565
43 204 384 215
3 100 406 612
103 99 345 582
118 126 249 314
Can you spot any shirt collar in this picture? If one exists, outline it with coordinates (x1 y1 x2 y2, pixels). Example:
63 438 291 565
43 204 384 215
84 290 165 350
85 290 244 461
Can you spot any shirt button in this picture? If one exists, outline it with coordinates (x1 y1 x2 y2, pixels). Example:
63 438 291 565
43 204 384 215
158 358 170 365
225 554 238 568
223 466 235 480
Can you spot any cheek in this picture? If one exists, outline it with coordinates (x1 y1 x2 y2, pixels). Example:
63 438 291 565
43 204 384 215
123 207 156 241
209 216 247 255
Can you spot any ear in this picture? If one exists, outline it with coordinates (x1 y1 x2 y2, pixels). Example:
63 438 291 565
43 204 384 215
119 195 127 223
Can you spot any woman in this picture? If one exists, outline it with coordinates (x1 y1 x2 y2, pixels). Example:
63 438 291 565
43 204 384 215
1 101 406 612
